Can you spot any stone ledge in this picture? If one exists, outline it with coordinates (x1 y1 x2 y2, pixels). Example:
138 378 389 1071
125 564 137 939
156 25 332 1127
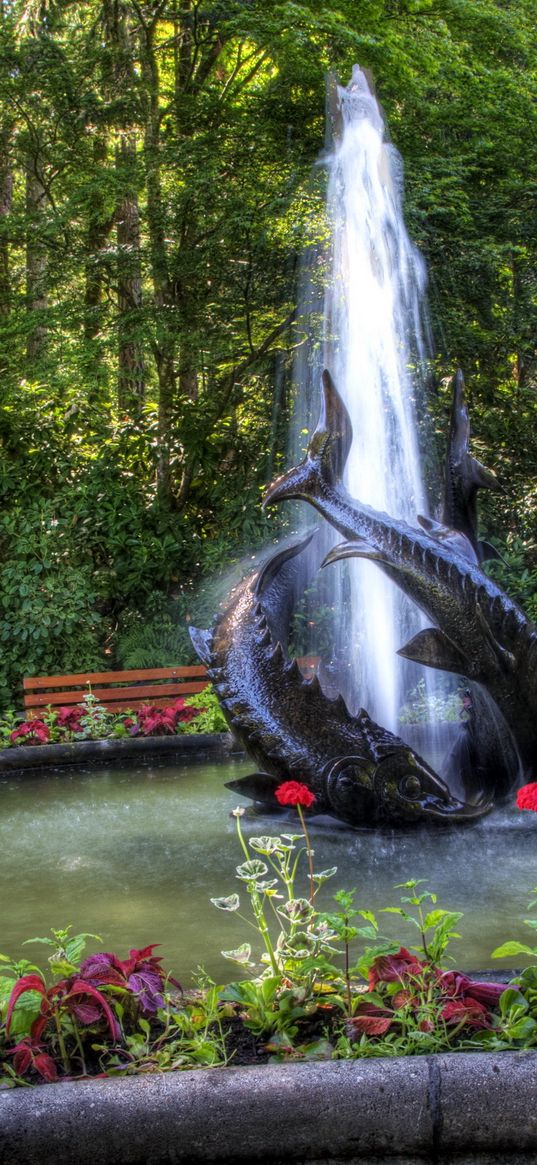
0 733 240 774
1 1053 536 1165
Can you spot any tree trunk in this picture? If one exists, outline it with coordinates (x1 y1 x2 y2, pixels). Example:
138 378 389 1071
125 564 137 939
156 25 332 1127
0 122 12 318
84 133 112 343
116 134 145 412
25 159 48 366
141 19 177 506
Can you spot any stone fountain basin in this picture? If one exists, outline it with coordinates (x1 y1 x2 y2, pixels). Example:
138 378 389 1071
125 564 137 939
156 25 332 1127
2 749 536 1163
0 731 237 771
1 1052 537 1164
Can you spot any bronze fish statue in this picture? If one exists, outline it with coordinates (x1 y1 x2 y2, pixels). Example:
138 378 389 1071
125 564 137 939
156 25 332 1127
264 370 530 784
190 534 490 827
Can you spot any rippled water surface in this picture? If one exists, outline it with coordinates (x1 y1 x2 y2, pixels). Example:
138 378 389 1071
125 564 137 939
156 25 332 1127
0 758 534 982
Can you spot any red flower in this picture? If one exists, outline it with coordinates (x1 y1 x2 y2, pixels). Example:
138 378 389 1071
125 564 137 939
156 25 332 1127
275 781 316 809
516 783 537 812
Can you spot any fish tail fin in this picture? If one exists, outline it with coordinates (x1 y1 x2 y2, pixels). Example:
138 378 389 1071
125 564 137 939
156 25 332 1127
263 370 352 509
189 626 213 666
255 529 316 599
450 368 500 493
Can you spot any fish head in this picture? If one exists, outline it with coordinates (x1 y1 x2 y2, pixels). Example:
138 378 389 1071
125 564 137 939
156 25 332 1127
373 750 492 823
325 750 491 826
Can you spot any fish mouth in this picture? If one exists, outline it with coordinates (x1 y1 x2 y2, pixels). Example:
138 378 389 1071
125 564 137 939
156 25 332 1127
418 792 493 823
374 755 494 824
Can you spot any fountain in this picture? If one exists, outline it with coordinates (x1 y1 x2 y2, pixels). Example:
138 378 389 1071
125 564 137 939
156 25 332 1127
191 69 530 824
3 65 537 1165
292 65 434 736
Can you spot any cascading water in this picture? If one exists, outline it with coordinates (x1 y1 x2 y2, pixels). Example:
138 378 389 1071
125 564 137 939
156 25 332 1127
290 66 444 744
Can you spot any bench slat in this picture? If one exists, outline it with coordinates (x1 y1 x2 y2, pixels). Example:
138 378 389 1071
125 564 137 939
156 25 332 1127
24 681 209 710
23 665 208 691
22 657 320 717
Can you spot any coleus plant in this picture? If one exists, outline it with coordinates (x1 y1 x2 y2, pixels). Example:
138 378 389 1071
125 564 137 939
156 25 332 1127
345 947 507 1044
2 929 182 1082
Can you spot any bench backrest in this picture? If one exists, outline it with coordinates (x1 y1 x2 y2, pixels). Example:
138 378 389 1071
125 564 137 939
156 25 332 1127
22 657 320 716
23 666 210 715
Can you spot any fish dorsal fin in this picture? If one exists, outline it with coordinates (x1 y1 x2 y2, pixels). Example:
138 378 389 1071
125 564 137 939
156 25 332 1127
417 515 479 564
189 626 213 666
322 538 387 569
397 627 470 676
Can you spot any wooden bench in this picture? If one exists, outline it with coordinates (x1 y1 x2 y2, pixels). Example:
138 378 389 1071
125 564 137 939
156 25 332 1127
23 657 320 717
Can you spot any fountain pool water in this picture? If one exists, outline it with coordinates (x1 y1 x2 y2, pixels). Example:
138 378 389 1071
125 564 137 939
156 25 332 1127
1 759 534 982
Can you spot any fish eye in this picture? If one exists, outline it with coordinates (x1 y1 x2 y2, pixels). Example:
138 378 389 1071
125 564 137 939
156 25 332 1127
399 774 422 800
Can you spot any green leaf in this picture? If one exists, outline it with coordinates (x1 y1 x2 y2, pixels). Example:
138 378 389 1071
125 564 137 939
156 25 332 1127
236 860 269 882
499 987 528 1016
249 837 285 855
211 894 240 912
491 941 536 959
313 867 338 884
221 944 254 966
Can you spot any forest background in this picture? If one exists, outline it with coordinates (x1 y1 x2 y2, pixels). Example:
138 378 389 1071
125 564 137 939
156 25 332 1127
0 0 536 710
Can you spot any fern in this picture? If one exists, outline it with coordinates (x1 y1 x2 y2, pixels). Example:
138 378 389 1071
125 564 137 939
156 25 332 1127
115 617 193 670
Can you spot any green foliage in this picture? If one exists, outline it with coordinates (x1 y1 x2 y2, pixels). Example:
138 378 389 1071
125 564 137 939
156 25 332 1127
1 0 537 705
183 690 229 735
8 859 537 1083
399 679 464 726
0 686 228 748
114 607 194 671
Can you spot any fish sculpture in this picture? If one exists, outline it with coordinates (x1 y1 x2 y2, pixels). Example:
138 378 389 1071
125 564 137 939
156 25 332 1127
264 370 536 781
190 534 489 826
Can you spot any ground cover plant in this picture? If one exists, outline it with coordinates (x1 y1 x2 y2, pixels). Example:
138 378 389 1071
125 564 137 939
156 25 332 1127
2 781 537 1086
0 689 228 749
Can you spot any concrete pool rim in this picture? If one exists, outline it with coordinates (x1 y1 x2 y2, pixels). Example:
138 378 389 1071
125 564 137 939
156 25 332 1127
1 1051 536 1164
0 732 238 774
0 722 459 776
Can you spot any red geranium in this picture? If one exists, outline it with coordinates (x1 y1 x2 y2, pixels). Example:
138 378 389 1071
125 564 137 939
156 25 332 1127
516 783 537 812
275 780 316 809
